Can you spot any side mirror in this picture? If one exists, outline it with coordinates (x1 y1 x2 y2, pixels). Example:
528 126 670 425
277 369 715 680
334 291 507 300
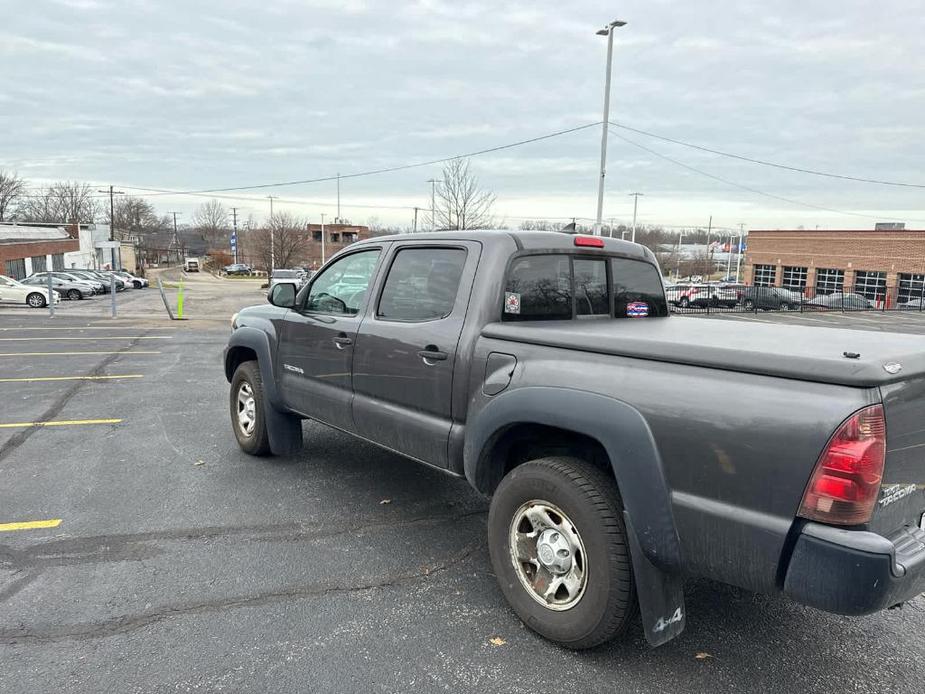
268 283 296 308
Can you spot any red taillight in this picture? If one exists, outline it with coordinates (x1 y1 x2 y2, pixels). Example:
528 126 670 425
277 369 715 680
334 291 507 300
574 235 605 248
798 404 886 525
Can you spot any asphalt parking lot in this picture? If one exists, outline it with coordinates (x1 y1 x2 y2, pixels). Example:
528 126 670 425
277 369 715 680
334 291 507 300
1 286 924 693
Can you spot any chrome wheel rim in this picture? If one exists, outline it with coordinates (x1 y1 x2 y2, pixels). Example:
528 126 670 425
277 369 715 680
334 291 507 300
27 294 44 307
509 500 587 611
236 381 257 436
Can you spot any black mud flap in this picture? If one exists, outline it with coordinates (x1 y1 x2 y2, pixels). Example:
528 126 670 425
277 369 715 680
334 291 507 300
264 403 304 456
624 511 686 646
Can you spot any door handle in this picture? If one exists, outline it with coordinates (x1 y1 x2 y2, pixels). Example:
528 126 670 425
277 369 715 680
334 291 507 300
418 346 448 363
333 334 353 349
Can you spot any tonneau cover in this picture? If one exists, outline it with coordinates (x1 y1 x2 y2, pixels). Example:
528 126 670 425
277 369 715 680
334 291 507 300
482 317 925 387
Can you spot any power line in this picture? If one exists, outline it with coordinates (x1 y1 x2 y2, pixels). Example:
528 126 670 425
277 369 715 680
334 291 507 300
608 121 925 190
608 130 925 224
116 122 602 198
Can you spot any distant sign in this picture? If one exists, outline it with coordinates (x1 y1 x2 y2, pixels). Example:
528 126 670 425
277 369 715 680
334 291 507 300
875 222 905 231
95 240 120 249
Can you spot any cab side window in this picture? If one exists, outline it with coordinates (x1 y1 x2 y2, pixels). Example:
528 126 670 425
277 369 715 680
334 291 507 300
377 247 467 321
303 250 380 315
503 255 572 321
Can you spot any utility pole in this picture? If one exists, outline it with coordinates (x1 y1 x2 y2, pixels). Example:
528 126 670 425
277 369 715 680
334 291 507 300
705 215 713 278
628 192 643 243
169 211 182 266
413 207 419 233
230 207 239 264
594 19 627 235
336 172 341 223
98 185 124 269
320 213 327 265
427 178 438 230
736 223 746 282
266 196 277 272
675 229 685 280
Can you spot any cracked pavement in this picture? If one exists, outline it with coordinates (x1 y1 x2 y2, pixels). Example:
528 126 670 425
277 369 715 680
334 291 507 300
0 282 923 693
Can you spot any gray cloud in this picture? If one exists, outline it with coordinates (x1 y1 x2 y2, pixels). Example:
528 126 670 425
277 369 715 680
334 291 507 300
2 0 923 228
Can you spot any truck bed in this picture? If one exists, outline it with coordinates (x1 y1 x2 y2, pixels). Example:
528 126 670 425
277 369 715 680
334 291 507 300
482 316 924 387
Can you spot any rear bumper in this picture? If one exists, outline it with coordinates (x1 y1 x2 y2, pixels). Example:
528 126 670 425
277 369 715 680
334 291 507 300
784 522 925 615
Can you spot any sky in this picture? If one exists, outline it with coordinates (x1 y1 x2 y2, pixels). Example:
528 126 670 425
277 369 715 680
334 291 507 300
2 0 924 233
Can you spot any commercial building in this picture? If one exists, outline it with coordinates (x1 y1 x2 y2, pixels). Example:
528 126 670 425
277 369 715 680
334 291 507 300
0 222 135 277
303 223 370 268
743 226 925 304
0 223 80 278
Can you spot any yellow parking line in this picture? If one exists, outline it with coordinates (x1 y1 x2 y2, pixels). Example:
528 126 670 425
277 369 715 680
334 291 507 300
0 374 144 383
0 418 122 429
0 336 172 341
0 519 62 532
0 351 161 357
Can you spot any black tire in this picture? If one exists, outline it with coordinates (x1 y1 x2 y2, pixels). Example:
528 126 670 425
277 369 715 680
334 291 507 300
743 299 755 310
133 280 143 289
26 292 47 308
488 457 636 649
230 360 271 456
67 289 82 300
678 297 690 308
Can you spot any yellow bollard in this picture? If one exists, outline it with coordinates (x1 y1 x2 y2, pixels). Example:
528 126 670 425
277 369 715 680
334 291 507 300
177 281 184 319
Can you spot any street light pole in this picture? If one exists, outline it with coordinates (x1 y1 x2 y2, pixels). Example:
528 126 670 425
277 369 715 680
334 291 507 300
594 19 627 236
628 192 643 243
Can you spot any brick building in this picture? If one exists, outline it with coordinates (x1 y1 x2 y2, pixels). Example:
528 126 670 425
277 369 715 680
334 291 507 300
0 223 80 279
303 223 370 268
742 226 925 304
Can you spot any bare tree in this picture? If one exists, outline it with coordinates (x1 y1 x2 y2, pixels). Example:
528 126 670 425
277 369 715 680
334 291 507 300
17 181 101 224
0 170 26 221
193 199 228 248
250 212 311 271
107 196 161 240
434 158 495 230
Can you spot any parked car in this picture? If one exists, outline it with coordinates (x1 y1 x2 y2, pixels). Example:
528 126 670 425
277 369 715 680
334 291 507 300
805 292 874 311
667 283 737 308
0 274 60 307
21 275 92 300
224 230 925 650
899 297 925 310
31 271 105 295
741 286 804 311
224 263 252 275
268 269 304 293
62 270 107 293
184 258 200 272
113 270 148 289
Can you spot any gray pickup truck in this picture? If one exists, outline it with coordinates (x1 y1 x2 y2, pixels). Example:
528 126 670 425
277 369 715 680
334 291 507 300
224 230 925 648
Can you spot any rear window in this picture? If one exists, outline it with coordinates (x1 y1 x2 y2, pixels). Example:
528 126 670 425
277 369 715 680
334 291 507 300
503 254 666 321
503 255 572 320
612 257 669 318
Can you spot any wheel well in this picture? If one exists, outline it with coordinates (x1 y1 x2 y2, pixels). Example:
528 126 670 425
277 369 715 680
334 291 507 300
476 423 613 495
224 346 258 381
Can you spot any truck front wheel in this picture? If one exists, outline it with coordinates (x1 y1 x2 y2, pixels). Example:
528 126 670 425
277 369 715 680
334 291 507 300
488 457 636 649
230 360 271 456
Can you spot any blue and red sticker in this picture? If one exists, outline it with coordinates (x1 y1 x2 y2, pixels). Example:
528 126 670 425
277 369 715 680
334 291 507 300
626 301 649 318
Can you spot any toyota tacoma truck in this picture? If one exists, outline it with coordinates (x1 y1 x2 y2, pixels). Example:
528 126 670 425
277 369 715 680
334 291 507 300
224 230 925 648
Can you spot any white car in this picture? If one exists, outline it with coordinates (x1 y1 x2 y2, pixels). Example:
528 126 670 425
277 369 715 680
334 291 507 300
0 275 60 308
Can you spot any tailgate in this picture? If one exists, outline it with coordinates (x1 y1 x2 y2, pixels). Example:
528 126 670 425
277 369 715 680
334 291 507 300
869 377 925 535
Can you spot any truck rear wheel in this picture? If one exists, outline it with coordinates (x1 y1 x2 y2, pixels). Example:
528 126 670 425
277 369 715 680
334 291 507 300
488 457 636 649
230 360 271 456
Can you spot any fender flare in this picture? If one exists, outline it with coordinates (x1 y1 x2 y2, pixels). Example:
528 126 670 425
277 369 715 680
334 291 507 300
225 327 283 408
463 386 682 573
224 326 302 456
